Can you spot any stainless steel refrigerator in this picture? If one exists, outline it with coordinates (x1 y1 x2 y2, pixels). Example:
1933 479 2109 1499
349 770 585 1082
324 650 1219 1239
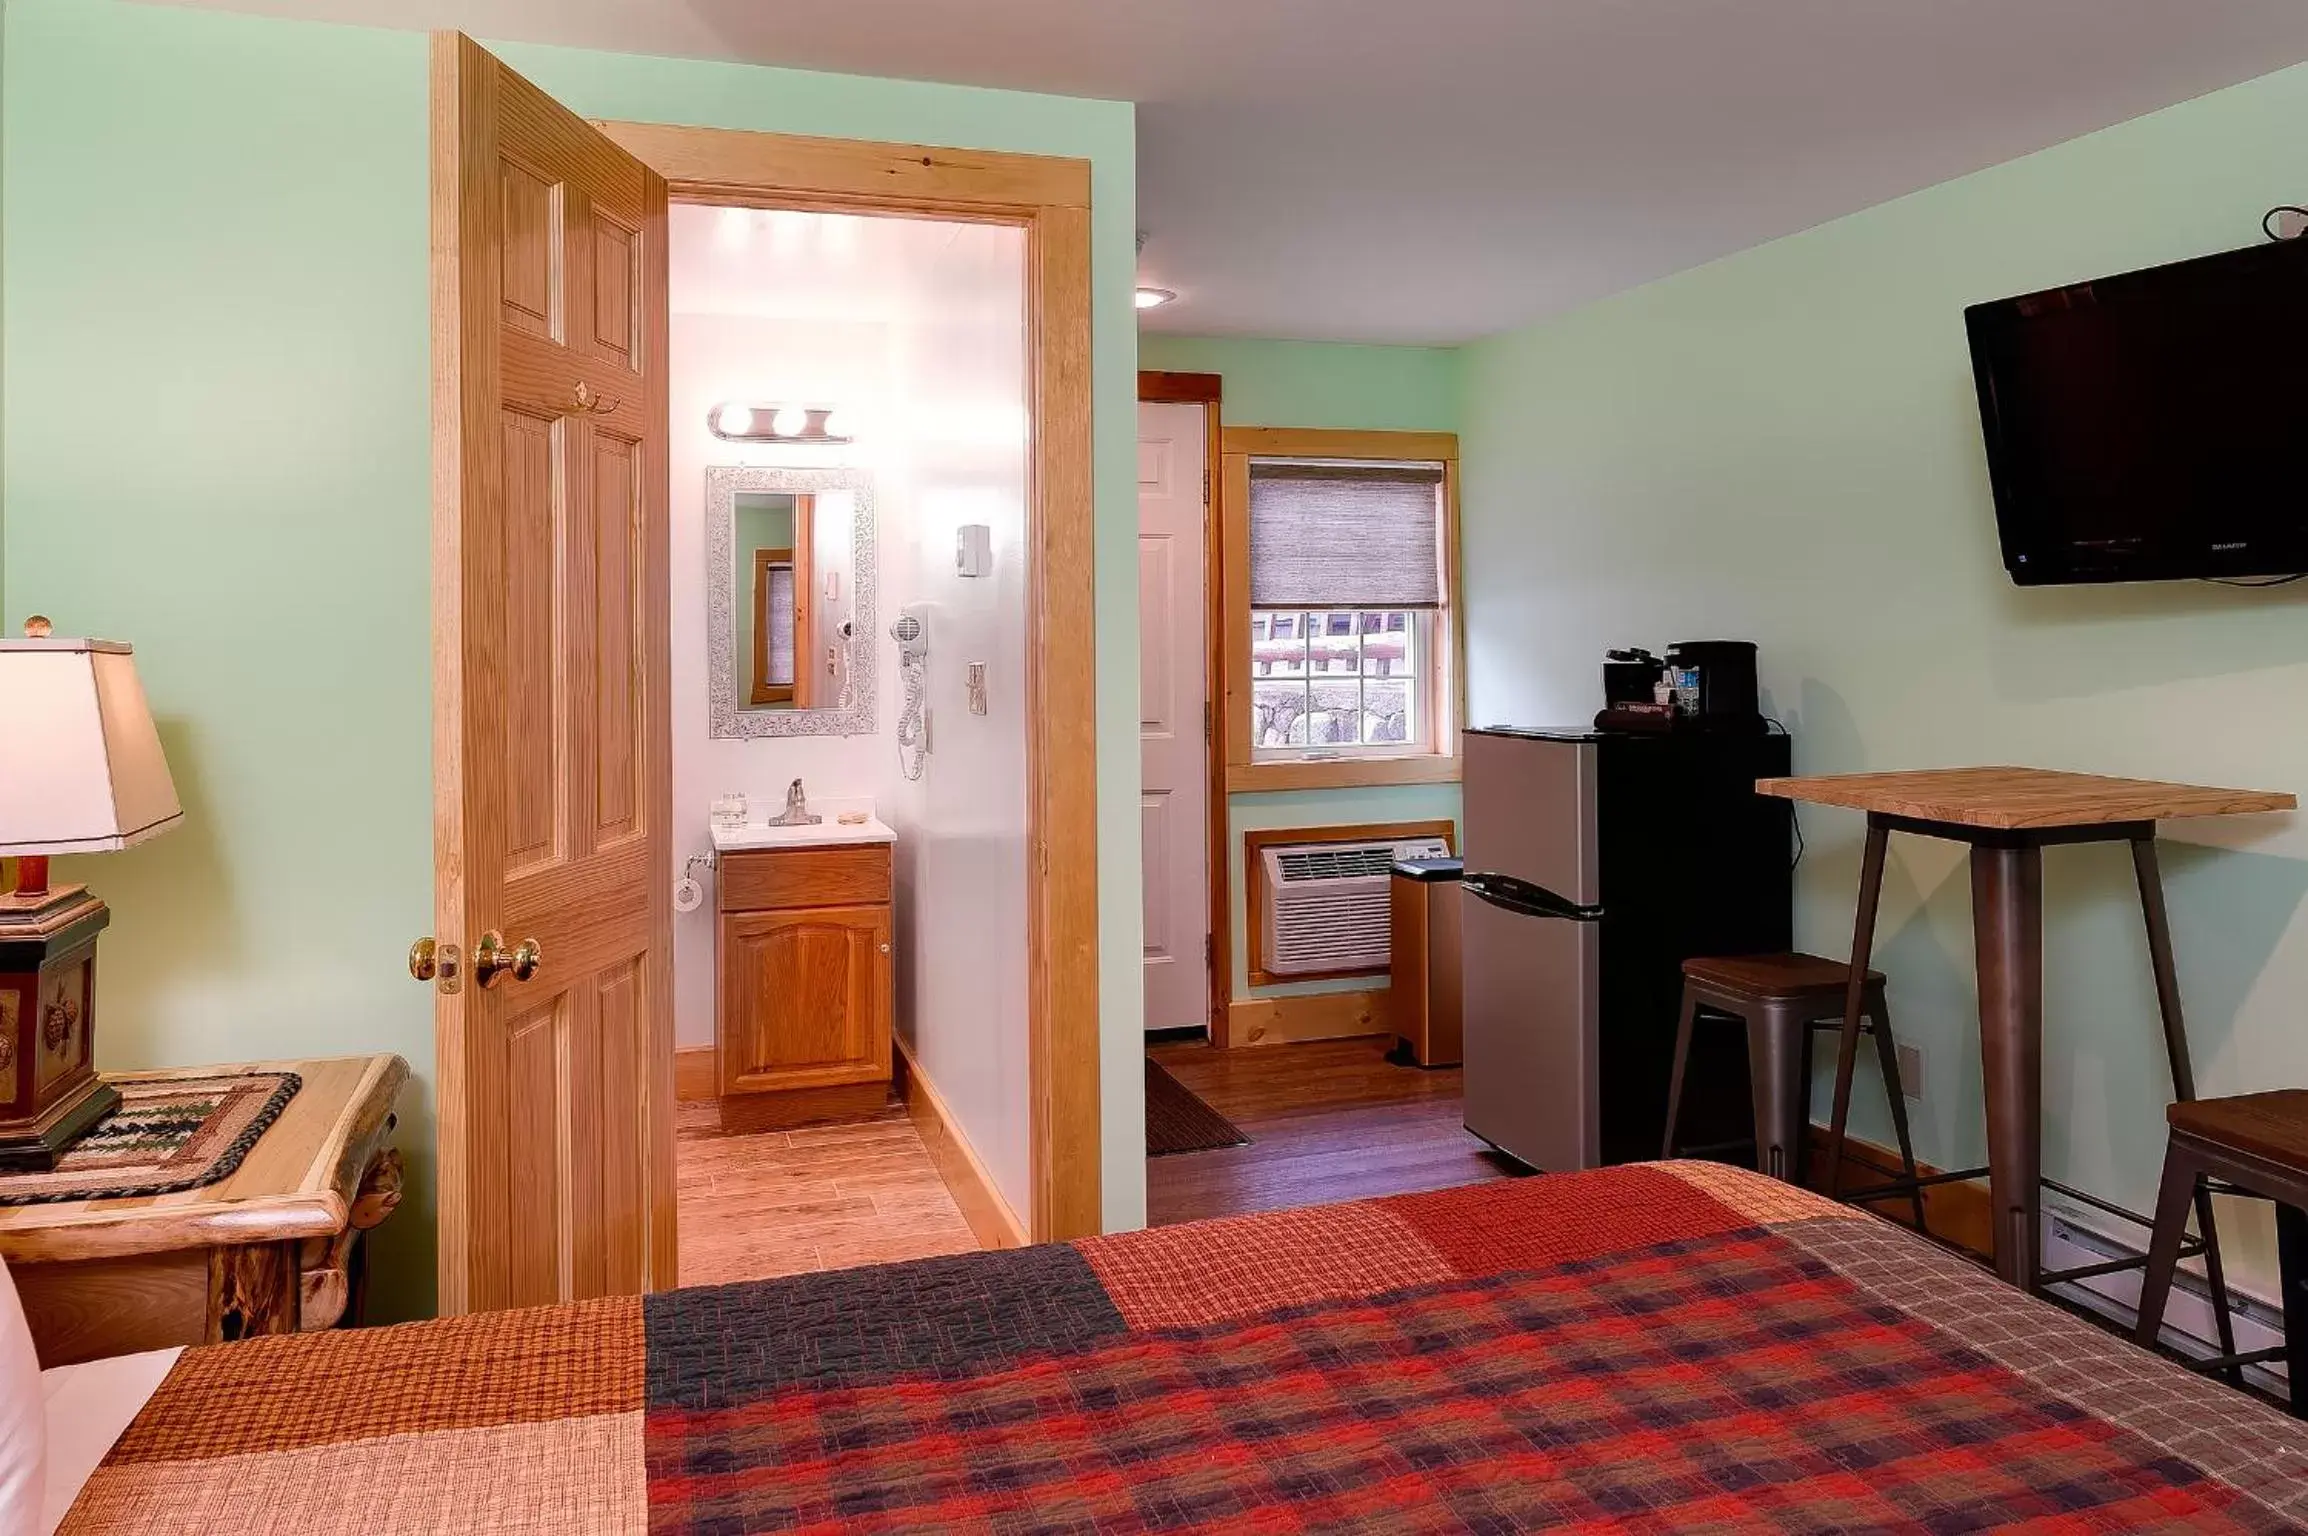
1460 727 1792 1172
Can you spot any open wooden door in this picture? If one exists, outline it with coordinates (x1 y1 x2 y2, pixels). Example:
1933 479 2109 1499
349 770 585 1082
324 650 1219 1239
427 32 675 1313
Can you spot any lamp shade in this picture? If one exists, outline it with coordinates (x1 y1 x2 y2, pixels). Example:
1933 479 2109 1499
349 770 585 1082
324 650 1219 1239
0 638 181 855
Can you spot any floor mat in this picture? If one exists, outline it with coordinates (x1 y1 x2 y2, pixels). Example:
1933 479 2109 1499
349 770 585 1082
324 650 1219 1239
1145 1059 1249 1156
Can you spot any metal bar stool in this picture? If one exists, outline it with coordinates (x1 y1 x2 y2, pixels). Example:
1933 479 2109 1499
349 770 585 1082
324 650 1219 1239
1663 952 1928 1231
2135 1090 2308 1415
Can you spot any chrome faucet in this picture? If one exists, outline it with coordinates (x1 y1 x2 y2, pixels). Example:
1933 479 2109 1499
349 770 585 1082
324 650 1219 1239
767 777 821 827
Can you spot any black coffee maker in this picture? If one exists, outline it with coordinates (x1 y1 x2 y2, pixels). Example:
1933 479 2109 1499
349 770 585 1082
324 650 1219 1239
1602 648 1662 707
1665 640 1761 731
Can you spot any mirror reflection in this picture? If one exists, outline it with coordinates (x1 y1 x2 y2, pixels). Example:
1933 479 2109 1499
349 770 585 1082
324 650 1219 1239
707 466 876 739
736 492 814 709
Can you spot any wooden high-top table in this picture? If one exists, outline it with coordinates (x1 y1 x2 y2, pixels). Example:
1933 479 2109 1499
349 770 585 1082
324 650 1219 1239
1757 768 2294 1310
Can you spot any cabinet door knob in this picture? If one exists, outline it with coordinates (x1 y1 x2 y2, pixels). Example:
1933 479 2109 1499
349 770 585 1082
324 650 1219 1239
878 943 890 954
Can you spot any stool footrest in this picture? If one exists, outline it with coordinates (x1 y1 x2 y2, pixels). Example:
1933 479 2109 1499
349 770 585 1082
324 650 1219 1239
2192 1344 2288 1372
1843 1165 1989 1202
2040 1242 2205 1288
2042 1176 2160 1234
1668 1137 1755 1159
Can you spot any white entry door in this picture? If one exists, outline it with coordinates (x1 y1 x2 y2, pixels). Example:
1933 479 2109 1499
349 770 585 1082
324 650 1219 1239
1138 401 1210 1034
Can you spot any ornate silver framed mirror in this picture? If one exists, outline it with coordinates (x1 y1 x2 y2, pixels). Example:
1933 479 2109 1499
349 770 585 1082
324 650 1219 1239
705 465 877 738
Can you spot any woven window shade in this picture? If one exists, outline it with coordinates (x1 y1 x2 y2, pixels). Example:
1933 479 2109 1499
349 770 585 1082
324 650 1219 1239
1248 460 1445 609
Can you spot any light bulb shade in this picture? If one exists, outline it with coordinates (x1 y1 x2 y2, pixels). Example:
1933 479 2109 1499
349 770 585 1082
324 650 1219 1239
770 406 809 438
714 403 754 437
0 639 181 855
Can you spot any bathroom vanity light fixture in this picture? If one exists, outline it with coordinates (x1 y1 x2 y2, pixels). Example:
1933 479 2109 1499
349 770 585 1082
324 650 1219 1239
1133 287 1177 310
709 402 855 445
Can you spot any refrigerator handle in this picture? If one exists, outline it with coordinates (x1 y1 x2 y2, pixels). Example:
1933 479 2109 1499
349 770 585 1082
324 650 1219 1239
1461 871 1605 923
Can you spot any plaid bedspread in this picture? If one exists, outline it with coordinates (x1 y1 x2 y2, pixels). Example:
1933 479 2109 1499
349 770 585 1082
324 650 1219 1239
58 1161 2308 1532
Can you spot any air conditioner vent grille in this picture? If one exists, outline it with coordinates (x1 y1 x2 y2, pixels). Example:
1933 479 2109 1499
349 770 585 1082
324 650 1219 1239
1257 833 1450 979
1274 845 1399 883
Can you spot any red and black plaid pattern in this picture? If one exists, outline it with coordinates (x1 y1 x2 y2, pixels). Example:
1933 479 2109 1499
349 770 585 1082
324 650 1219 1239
643 1222 2279 1533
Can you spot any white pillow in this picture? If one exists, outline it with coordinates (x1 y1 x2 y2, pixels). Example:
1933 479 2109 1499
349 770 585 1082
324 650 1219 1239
0 1256 44 1536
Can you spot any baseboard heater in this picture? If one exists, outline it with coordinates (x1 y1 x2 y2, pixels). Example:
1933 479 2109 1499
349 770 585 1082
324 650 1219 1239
2039 1198 2289 1398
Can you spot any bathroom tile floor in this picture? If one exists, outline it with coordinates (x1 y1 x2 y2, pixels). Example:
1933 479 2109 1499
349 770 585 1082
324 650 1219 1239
675 1099 982 1287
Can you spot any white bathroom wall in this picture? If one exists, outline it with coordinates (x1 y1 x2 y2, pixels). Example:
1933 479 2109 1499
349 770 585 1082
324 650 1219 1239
669 309 893 1051
880 232 1033 1213
668 206 1033 1218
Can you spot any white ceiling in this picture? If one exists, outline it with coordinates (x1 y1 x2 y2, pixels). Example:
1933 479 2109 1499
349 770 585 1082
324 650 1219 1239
172 0 2308 343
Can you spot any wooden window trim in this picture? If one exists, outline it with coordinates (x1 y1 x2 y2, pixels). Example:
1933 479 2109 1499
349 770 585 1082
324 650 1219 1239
1220 426 1465 794
600 119 1100 1243
1243 820 1455 987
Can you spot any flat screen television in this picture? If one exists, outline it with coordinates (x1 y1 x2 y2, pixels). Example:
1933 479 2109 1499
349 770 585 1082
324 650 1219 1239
1964 238 2308 585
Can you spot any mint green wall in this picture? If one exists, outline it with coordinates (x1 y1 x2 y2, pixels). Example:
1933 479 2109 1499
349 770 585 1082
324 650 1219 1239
1141 335 1464 1004
1139 334 1458 434
1460 65 2308 1289
2 0 1141 1316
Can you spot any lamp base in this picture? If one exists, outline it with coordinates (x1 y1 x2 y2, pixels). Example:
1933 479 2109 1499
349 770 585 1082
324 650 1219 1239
0 1078 120 1172
0 887 114 1170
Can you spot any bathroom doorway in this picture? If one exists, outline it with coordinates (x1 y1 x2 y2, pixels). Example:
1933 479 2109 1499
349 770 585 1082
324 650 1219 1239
663 199 1037 1283
428 38 1100 1311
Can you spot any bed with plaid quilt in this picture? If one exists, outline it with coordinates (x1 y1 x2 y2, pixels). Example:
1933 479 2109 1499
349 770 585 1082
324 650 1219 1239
56 1161 2308 1532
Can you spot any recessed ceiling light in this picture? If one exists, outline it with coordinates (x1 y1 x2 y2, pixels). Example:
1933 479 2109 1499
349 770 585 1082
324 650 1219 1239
1134 287 1177 310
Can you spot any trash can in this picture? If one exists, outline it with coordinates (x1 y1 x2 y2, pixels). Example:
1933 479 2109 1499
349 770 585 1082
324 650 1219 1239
1389 857 1463 1067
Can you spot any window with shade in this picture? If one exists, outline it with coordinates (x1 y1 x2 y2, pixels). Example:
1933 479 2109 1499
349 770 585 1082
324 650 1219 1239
1224 430 1460 786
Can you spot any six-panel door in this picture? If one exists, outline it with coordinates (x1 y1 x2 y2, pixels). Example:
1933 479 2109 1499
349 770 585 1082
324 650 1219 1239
432 32 675 1313
719 906 894 1095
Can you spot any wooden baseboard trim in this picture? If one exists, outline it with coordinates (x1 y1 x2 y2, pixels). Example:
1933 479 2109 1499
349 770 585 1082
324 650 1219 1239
1800 1126 1992 1258
1226 989 1393 1049
717 1081 894 1133
675 1046 719 1104
894 1039 1027 1249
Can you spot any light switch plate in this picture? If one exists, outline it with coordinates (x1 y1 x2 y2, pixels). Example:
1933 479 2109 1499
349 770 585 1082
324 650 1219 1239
965 661 988 715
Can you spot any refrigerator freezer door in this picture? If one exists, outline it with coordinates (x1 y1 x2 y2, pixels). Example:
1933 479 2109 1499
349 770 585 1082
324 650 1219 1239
1463 731 1598 907
1460 893 1600 1172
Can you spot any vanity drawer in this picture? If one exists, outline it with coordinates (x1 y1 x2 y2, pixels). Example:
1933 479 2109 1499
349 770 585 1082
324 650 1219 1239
719 844 892 912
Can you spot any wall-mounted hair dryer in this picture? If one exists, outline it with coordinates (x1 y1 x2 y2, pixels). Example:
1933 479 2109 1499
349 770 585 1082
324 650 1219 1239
893 604 931 779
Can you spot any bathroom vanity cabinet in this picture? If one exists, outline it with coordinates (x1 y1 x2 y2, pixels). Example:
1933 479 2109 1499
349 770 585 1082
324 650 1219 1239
716 840 894 1124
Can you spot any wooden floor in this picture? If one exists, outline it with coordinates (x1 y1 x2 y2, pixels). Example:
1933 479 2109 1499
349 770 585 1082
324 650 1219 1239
1146 1035 1520 1226
675 1099 981 1287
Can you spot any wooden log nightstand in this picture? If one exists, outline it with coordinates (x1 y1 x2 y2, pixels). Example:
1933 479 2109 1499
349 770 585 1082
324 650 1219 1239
0 1053 409 1366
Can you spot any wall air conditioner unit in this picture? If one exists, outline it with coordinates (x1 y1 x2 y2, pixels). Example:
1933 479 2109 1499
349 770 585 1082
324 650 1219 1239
1259 835 1451 978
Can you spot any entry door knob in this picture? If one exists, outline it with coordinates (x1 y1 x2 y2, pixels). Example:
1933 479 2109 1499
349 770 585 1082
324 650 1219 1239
474 931 543 988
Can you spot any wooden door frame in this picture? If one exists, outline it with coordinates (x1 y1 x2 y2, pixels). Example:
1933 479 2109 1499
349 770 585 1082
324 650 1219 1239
1136 372 1230 1046
596 121 1102 1242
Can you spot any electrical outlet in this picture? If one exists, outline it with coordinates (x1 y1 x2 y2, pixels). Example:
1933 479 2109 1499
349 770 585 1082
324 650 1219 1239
1895 1042 1925 1102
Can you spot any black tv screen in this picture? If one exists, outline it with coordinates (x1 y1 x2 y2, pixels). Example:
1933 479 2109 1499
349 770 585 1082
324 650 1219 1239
1964 239 2308 585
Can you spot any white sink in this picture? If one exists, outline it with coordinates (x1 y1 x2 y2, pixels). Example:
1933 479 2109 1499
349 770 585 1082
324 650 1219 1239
711 802 894 852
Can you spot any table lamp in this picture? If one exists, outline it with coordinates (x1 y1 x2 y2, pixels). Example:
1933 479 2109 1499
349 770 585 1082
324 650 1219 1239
0 617 182 1169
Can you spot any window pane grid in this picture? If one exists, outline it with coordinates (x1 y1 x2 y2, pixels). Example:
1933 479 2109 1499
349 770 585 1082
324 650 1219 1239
1252 608 1421 752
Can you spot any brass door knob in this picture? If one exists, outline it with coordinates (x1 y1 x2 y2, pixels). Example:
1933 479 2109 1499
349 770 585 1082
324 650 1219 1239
473 931 543 988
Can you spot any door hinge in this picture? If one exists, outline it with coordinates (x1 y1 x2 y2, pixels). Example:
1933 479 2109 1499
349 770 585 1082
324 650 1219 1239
1203 701 1211 743
1203 465 1211 507
1204 934 1213 969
